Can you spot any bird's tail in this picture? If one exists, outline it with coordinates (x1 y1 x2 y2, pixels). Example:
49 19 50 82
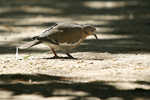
19 40 41 49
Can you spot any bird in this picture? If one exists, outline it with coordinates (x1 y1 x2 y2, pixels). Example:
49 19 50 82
19 22 98 59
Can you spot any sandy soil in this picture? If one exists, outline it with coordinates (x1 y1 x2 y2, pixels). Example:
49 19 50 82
0 0 150 100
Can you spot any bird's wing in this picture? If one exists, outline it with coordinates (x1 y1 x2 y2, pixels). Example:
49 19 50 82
37 22 83 45
38 23 59 38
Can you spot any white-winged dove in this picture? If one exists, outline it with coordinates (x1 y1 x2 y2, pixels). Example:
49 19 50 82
19 22 98 58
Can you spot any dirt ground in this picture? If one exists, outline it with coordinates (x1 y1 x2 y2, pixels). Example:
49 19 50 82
0 0 150 100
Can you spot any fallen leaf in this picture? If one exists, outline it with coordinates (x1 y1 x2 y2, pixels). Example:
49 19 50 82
24 55 31 60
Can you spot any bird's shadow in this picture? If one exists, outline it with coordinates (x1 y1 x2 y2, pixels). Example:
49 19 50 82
42 56 78 59
42 56 104 60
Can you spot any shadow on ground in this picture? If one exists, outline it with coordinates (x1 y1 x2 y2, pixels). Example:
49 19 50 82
0 74 150 100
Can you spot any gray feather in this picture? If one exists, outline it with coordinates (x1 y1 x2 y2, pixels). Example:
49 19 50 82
19 40 41 49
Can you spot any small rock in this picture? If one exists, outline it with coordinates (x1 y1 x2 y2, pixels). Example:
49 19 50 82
88 62 93 64
29 79 32 83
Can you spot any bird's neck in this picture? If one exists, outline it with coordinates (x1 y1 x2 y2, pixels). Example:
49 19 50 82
81 32 88 42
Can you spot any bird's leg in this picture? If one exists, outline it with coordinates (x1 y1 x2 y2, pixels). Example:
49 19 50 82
51 48 58 58
66 53 75 59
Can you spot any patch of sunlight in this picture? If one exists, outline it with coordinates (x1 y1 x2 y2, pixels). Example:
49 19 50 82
13 94 76 100
0 16 72 26
77 20 109 26
0 6 63 14
105 82 150 90
20 6 63 14
86 34 132 40
74 15 126 20
0 90 14 99
0 25 35 34
106 97 124 100
83 1 138 9
0 18 18 24
53 89 89 96
14 16 72 26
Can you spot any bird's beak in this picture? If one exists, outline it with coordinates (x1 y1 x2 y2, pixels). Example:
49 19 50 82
94 34 98 40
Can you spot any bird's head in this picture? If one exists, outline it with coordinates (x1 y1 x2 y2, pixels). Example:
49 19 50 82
82 25 98 40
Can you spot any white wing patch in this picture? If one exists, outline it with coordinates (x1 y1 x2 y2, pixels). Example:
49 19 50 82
59 39 82 46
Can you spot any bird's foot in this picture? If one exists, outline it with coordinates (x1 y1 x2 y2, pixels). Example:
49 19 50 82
50 56 59 59
66 53 76 59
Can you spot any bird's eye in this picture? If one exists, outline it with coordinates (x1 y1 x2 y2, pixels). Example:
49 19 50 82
91 29 94 33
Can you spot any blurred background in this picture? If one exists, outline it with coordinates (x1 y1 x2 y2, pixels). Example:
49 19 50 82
0 0 150 54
